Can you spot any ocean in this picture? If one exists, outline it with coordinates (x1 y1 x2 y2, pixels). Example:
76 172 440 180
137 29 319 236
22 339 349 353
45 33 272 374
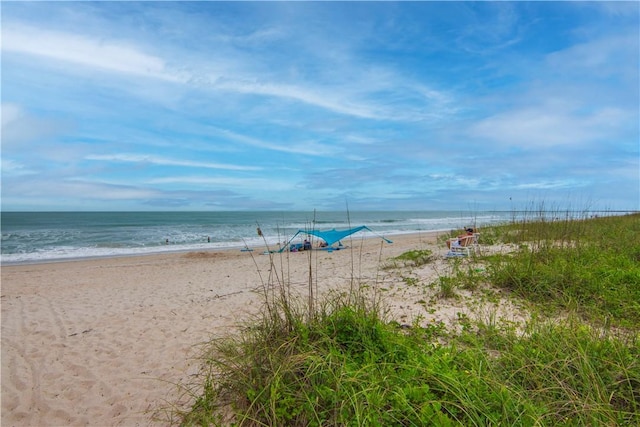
0 210 525 264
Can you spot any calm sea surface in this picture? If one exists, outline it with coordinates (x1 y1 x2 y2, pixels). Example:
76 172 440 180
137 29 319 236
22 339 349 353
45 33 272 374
0 210 521 264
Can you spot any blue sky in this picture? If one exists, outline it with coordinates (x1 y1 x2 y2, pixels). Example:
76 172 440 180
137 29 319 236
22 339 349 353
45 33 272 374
2 1 638 211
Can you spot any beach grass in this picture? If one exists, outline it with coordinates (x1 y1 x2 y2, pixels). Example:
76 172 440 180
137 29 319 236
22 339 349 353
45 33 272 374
173 212 640 426
486 211 640 328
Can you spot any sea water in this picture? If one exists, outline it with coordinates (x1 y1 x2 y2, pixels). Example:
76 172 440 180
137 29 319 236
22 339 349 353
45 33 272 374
0 210 515 264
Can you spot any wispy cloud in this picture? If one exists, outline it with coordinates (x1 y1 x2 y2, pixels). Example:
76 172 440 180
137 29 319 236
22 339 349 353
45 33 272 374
207 127 335 157
147 176 294 191
1 159 37 177
85 154 261 171
1 103 70 147
2 24 181 82
513 180 585 190
2 18 456 124
1 2 637 211
469 107 630 148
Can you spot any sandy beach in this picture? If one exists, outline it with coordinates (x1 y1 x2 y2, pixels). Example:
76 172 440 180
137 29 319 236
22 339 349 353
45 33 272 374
1 232 521 426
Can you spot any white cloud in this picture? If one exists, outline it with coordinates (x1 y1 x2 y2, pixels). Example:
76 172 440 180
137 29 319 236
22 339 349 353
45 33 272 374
546 33 638 78
63 181 160 200
1 103 23 127
470 109 577 147
3 176 160 202
1 159 37 176
147 176 295 191
427 173 482 188
513 179 584 190
214 78 383 120
213 127 335 157
1 2 636 211
468 106 631 149
2 24 181 82
85 153 261 171
2 20 454 124
1 103 70 147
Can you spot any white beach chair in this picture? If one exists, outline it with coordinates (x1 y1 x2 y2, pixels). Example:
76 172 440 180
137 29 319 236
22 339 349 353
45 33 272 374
446 235 475 257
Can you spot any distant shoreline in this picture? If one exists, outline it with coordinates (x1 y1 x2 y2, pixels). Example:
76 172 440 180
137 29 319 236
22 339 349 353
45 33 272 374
3 210 636 266
0 229 445 267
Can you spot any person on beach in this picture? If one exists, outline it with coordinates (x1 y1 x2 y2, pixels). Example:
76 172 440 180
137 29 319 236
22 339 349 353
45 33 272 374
446 228 475 249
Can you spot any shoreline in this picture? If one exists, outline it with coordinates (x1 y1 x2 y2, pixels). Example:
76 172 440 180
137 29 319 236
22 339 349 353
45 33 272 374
2 231 453 426
0 229 447 267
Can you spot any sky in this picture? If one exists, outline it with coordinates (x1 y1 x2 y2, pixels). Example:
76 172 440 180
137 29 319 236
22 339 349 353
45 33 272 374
1 1 639 212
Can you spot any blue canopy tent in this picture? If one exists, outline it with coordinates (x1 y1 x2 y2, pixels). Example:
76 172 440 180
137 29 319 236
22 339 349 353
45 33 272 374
279 225 392 252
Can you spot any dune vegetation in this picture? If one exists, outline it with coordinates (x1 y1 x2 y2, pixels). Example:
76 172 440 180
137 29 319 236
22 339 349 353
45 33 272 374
172 212 639 426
